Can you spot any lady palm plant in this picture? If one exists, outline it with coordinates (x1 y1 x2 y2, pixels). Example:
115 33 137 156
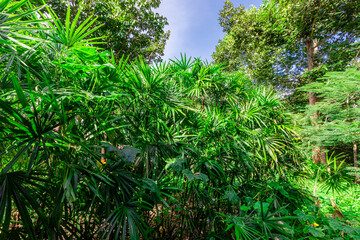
0 0 47 88
147 56 304 239
41 4 103 57
0 0 45 55
317 153 353 199
0 3 146 239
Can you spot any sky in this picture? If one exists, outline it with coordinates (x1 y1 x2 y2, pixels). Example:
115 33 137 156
157 0 263 62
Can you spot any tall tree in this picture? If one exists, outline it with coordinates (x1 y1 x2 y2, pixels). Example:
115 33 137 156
37 0 170 62
213 0 360 87
213 0 360 162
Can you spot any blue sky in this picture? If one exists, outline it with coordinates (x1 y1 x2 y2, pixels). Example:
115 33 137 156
157 0 263 62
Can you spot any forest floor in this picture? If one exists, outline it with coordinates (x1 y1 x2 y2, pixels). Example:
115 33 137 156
301 179 360 220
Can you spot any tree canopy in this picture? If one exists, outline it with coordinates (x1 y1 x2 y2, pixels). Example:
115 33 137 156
213 0 360 88
38 0 170 62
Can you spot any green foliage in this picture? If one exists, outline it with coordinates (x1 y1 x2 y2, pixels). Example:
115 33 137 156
293 180 360 239
0 0 47 75
1 1 359 239
302 179 360 220
213 0 360 87
312 153 353 199
38 0 170 62
299 68 360 146
320 155 353 198
294 209 360 239
298 68 360 174
44 5 104 49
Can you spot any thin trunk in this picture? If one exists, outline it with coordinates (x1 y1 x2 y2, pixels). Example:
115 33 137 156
101 134 107 164
354 141 358 183
202 95 205 109
320 146 327 165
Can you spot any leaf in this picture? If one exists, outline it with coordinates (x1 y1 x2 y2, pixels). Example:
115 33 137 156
294 210 315 224
101 142 140 163
223 188 240 204
328 218 346 231
165 158 186 173
141 178 159 196
182 169 208 182
241 205 251 211
307 226 325 238
254 201 270 215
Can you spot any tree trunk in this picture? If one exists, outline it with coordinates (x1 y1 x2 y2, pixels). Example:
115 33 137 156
306 38 318 106
354 141 358 183
320 146 327 164
306 38 324 164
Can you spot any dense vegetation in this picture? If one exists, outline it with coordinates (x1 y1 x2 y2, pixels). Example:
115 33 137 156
214 0 360 86
0 0 359 239
35 0 170 62
214 0 360 165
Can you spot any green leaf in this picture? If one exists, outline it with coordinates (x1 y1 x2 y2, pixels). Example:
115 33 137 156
304 226 325 237
182 169 208 182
